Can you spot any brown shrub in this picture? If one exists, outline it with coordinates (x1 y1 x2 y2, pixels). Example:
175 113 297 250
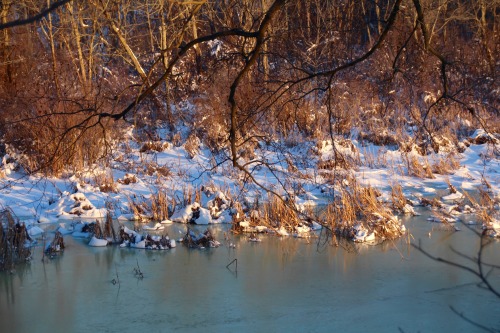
431 153 461 175
95 171 117 193
117 173 138 185
185 133 201 159
141 162 171 177
139 141 170 153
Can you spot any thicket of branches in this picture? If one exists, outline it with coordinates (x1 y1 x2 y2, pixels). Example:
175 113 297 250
0 0 498 175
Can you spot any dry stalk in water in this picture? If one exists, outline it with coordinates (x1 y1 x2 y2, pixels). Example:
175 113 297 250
151 191 169 221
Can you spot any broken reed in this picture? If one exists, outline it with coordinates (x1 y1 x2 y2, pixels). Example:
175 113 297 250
0 209 31 271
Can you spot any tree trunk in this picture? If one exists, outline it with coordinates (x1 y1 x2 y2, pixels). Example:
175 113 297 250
46 0 60 95
67 2 88 92
479 0 495 73
107 15 148 81
1 1 12 82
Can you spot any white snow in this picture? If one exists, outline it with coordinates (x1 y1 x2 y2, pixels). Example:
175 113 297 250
442 192 464 201
88 236 108 247
0 124 498 246
142 223 165 231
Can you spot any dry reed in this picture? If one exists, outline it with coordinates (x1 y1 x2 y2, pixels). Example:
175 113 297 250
322 181 405 241
151 191 170 221
262 195 300 231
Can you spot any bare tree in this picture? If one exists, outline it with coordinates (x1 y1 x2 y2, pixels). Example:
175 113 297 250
0 0 497 181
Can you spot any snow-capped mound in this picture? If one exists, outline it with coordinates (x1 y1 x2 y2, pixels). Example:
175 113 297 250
171 203 212 224
442 192 464 201
89 236 108 247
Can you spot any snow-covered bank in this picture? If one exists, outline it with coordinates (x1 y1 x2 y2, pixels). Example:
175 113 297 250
0 127 499 243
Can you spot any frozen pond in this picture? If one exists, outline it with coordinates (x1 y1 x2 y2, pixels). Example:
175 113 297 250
1 211 499 333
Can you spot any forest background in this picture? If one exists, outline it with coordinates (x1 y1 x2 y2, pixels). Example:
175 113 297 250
0 0 497 179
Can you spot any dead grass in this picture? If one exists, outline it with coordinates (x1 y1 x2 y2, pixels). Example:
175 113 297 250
95 171 117 193
401 153 428 178
262 195 300 231
140 141 170 153
431 153 461 175
117 173 138 185
361 147 389 169
172 133 182 147
140 161 171 177
390 183 407 212
151 191 170 221
185 133 201 159
358 130 399 146
476 188 496 225
320 181 405 241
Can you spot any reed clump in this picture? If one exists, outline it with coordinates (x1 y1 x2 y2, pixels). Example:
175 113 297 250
431 153 461 175
322 181 406 242
128 190 174 222
127 196 149 221
390 184 407 212
401 153 429 178
476 188 497 226
261 195 300 231
45 231 65 255
181 227 220 248
104 212 118 242
231 194 312 235
151 191 170 221
95 171 118 193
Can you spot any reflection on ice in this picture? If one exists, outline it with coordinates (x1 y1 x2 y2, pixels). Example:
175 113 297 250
0 212 499 333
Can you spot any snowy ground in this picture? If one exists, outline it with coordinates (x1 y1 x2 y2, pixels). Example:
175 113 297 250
0 127 499 235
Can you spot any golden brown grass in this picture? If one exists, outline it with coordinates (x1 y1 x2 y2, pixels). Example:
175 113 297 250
390 183 407 212
151 191 170 221
320 181 405 241
139 141 169 153
476 188 497 225
185 133 201 159
95 171 117 193
431 153 461 175
261 195 300 231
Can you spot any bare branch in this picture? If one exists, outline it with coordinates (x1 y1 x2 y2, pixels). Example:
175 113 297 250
0 0 72 30
449 306 500 333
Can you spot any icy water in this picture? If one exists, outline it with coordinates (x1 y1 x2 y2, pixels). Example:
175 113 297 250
1 211 499 333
